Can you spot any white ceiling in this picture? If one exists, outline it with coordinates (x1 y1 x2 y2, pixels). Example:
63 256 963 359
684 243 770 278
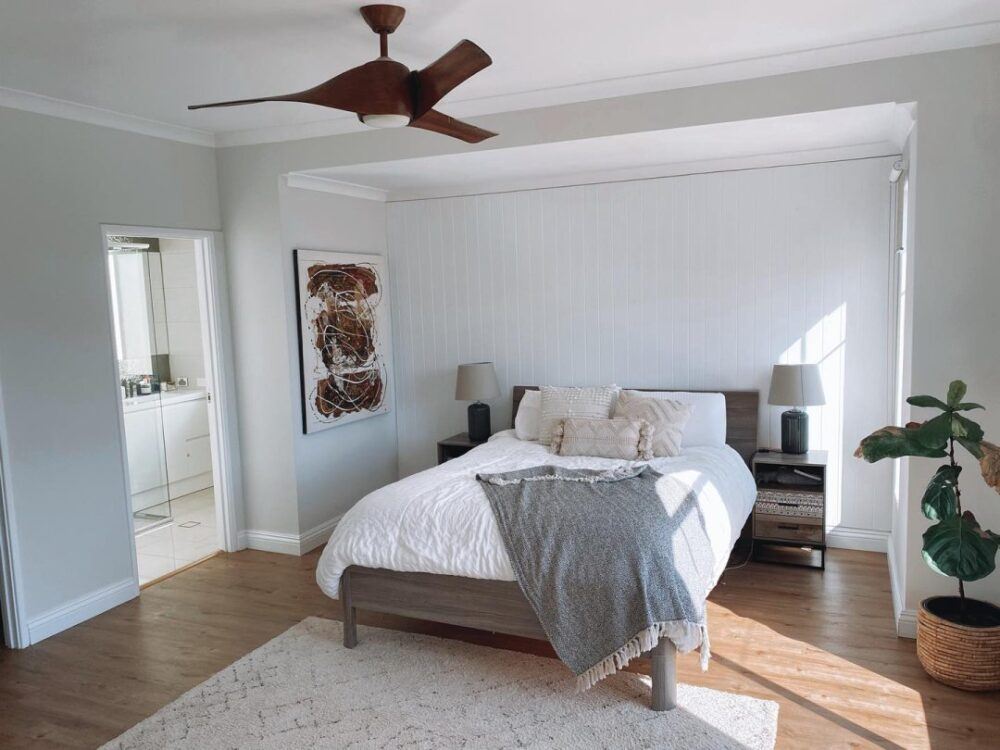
0 1 996 146
294 103 912 200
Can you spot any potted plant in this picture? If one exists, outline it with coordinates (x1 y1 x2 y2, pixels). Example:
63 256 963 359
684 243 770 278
856 380 1000 691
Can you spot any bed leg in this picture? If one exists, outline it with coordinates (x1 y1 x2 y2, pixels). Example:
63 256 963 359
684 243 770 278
341 570 358 649
650 639 677 711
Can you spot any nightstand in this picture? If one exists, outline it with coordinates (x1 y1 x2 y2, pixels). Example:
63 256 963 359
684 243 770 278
437 432 484 464
751 450 828 569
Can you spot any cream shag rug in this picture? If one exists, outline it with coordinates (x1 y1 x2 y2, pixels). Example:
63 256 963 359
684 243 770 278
102 617 778 749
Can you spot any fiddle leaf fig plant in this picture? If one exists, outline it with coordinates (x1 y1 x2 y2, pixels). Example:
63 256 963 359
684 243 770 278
856 380 1000 609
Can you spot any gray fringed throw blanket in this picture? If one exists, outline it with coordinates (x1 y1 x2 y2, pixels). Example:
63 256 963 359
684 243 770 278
477 464 715 691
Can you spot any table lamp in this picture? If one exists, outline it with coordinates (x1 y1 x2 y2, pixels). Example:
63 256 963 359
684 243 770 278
455 362 500 442
768 364 826 454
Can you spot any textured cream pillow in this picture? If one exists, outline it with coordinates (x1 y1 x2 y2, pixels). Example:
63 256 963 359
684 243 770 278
538 385 619 445
613 391 692 457
550 417 653 460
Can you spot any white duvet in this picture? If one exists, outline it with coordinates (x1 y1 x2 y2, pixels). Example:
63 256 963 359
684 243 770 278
316 430 756 600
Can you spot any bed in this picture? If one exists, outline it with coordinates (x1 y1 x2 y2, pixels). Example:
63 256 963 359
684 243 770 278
316 386 758 710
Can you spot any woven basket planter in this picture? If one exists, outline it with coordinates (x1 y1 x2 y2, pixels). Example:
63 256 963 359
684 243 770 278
917 597 1000 691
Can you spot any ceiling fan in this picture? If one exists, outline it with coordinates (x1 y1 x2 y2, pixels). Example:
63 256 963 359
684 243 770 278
189 4 497 143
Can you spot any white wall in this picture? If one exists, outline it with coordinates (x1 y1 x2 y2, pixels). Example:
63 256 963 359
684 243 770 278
387 158 895 541
0 106 220 638
214 147 399 544
277 185 398 535
160 238 206 383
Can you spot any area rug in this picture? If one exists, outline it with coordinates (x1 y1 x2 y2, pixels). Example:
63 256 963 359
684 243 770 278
101 617 778 749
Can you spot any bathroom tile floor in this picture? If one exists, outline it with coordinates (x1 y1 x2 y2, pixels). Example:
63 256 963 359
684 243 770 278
136 488 218 585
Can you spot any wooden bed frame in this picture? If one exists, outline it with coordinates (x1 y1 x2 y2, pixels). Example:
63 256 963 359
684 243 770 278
340 387 759 711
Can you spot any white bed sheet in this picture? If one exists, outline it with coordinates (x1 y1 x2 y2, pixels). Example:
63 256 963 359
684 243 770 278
316 430 756 600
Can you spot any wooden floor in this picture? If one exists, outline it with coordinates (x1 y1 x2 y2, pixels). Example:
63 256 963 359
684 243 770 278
1 548 997 749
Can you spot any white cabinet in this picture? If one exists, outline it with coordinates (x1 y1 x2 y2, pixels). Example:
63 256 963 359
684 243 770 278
161 398 212 483
124 391 212 509
123 405 169 511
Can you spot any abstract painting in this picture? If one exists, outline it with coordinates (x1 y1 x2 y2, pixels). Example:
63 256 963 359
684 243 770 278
294 249 391 434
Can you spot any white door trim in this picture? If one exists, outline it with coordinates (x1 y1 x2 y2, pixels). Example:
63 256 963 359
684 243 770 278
100 225 243 572
0 374 29 647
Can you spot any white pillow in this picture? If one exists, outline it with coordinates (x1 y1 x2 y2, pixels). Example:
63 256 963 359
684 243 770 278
514 390 541 441
622 390 726 448
538 385 620 445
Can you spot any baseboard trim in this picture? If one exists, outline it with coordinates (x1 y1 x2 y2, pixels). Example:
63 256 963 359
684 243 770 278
897 608 919 639
239 529 301 555
299 514 343 555
886 533 917 639
27 577 139 645
826 527 889 553
239 514 344 556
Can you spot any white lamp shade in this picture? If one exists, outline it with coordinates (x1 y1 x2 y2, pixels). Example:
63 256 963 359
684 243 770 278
768 364 826 406
455 362 500 402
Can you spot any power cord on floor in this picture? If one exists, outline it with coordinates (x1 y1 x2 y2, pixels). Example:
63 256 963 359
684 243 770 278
724 539 755 572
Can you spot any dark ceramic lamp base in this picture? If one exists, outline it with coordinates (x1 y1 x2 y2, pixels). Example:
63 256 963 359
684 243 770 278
467 401 491 442
781 409 809 454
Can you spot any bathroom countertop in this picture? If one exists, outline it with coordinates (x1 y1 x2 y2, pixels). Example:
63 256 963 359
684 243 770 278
122 387 207 413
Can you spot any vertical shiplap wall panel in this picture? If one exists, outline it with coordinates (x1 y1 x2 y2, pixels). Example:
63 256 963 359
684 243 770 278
387 157 895 535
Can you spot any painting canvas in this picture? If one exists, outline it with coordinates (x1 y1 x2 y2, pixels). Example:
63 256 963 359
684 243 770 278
294 249 391 434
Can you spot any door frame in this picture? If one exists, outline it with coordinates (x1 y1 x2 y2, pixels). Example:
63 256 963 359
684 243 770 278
100 225 243 574
0 373 28 647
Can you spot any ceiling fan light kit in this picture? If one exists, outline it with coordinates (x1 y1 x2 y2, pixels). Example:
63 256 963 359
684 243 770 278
188 4 497 143
360 113 411 128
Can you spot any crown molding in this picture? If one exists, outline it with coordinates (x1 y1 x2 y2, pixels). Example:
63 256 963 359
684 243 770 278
217 20 1000 148
376 143 899 203
1 20 997 149
0 86 216 147
284 173 388 202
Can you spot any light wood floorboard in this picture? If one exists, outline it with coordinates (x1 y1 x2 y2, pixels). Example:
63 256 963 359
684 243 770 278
0 547 996 749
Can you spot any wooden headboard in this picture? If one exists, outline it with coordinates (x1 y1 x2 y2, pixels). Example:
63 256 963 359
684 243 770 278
511 386 759 465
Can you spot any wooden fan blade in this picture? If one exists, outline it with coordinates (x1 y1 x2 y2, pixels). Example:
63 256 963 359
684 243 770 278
188 94 302 110
413 40 491 118
409 109 496 143
189 59 412 116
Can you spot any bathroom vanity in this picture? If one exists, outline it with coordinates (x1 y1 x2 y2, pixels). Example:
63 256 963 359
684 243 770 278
123 388 212 515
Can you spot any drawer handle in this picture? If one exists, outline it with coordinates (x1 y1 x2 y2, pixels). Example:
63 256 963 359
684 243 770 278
777 523 800 530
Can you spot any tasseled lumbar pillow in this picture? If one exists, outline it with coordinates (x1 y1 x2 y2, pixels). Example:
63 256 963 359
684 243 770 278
550 417 653 460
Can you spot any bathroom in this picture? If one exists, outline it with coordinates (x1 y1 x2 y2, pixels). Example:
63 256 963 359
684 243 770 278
107 236 219 585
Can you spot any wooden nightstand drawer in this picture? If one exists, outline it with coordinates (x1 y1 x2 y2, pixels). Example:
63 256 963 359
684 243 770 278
756 489 824 518
754 514 823 544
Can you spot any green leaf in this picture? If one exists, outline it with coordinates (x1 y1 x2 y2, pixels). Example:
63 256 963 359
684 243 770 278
958 437 985 460
921 464 961 520
907 395 950 410
952 413 985 442
855 426 948 462
914 413 953 449
922 511 999 582
946 380 968 407
954 402 985 411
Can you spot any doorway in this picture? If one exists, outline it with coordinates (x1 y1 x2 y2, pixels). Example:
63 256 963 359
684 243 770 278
102 226 239 588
